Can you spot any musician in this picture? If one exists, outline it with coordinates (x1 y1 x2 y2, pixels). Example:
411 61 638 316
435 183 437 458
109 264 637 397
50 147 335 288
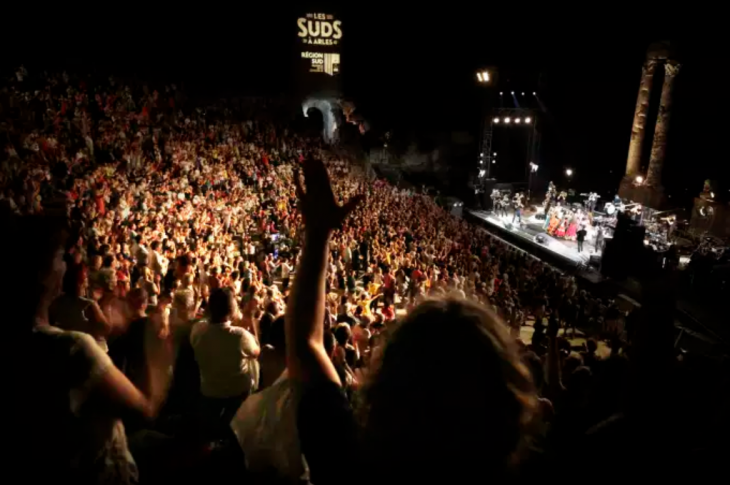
594 225 605 253
576 225 587 253
546 181 556 202
490 189 501 212
666 217 676 240
585 192 600 212
557 191 568 205
512 192 524 224
500 193 510 218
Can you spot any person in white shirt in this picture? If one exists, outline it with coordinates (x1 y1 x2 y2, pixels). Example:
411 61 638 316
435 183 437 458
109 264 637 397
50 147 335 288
280 258 293 290
132 234 148 267
149 240 167 277
191 287 260 425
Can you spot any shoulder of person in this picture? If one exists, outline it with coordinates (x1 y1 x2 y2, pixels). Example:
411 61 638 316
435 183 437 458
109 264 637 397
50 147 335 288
190 319 208 336
37 325 112 377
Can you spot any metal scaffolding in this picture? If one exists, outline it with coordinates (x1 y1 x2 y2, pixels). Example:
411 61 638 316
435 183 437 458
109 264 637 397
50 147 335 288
479 107 539 182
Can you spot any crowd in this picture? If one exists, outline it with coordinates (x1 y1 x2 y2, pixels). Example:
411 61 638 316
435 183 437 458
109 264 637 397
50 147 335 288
1 66 724 484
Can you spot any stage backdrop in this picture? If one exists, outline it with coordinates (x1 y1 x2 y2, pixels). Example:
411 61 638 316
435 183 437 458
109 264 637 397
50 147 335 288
294 11 342 98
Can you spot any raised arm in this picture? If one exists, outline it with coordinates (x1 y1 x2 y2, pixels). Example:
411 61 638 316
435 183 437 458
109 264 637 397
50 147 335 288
286 159 361 385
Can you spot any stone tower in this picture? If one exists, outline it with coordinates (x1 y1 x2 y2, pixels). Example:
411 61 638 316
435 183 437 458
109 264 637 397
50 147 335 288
619 42 680 208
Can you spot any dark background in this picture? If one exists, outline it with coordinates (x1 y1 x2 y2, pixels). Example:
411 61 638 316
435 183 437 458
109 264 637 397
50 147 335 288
4 5 726 207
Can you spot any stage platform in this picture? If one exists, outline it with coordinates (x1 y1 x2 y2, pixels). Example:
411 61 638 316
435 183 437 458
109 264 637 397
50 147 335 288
467 209 604 283
467 210 729 356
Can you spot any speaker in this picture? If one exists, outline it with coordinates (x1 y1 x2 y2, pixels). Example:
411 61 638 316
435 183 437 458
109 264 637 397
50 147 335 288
589 255 602 268
601 212 646 279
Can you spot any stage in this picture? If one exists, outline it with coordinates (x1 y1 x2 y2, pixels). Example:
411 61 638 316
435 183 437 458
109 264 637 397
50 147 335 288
467 209 603 269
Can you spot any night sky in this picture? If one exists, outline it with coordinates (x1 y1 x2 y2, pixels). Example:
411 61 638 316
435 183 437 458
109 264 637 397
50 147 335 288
5 6 726 207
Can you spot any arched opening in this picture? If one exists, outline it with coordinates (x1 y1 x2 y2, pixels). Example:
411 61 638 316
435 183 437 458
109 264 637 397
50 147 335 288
302 97 339 144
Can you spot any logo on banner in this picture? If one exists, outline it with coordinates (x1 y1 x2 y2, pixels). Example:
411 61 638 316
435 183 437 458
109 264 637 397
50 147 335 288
301 52 340 76
297 13 342 46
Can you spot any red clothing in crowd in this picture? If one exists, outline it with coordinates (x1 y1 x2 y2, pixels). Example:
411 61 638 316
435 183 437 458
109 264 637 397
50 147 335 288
412 268 423 282
95 194 105 216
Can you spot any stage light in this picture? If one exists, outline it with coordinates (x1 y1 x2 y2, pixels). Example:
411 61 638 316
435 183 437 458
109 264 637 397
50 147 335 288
493 152 497 156
565 168 573 177
532 92 536 95
524 117 531 123
493 117 500 123
515 118 521 123
530 162 539 172
479 169 486 177
521 92 525 95
504 117 511 123
492 160 496 164
477 73 483 82
711 192 715 198
499 92 503 95
635 176 643 184
510 91 514 95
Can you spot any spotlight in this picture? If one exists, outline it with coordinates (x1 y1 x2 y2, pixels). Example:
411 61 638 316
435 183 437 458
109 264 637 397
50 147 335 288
479 169 486 177
480 152 484 157
521 92 525 95
499 92 503 95
492 160 496 164
510 91 514 95
515 118 521 123
493 117 500 123
524 117 531 123
565 168 573 177
493 152 497 157
504 117 511 123
532 92 536 95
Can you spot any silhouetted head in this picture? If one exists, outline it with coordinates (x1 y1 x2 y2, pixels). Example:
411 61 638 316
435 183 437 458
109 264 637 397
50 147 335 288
1 215 68 329
359 298 537 482
208 287 236 324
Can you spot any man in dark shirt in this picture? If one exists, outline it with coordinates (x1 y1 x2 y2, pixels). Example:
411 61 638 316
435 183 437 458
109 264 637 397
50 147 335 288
351 247 361 273
577 226 587 253
359 239 370 267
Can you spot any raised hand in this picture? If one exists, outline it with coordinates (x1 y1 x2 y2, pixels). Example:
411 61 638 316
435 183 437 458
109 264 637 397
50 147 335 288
295 158 363 237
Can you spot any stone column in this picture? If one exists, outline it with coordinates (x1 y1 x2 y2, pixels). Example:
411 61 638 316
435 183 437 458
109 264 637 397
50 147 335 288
646 60 680 188
625 59 658 177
